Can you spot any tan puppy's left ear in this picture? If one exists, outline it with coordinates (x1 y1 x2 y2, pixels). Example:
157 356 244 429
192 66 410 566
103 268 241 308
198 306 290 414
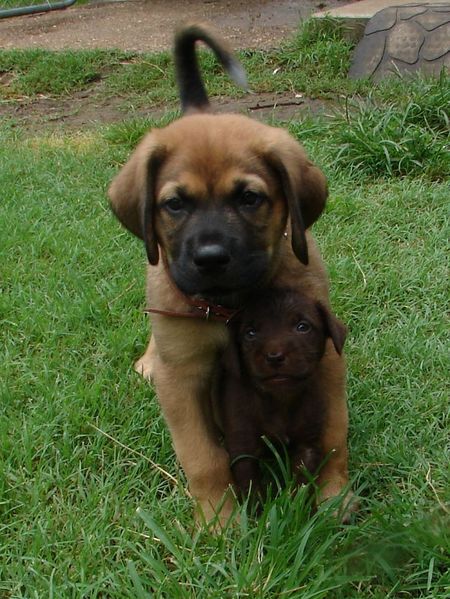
108 133 165 265
316 302 347 355
263 130 328 265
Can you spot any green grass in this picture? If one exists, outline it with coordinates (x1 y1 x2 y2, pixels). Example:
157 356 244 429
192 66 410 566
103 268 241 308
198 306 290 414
287 73 450 181
0 49 127 97
1 18 449 598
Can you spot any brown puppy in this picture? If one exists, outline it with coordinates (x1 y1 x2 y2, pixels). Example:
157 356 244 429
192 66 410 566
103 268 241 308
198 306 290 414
218 288 347 504
108 23 351 527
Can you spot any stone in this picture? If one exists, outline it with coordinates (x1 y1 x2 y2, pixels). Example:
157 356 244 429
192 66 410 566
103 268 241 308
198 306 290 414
397 5 428 19
415 8 450 29
421 22 450 59
348 31 386 78
349 3 450 80
365 7 398 34
386 20 425 63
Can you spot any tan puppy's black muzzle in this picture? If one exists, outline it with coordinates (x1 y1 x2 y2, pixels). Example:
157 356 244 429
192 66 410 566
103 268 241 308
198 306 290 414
167 212 271 303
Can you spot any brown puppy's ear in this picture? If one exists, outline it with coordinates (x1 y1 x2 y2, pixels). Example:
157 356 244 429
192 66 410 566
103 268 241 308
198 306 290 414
263 131 328 265
317 302 347 355
108 134 165 265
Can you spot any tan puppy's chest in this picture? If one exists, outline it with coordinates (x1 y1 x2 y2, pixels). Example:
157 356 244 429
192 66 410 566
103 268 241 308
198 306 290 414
144 258 230 381
152 315 230 370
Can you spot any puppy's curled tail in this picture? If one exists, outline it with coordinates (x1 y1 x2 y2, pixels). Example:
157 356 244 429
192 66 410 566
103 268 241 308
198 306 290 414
174 22 248 114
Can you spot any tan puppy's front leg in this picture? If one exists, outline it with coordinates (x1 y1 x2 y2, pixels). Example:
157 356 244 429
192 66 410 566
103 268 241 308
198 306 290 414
316 344 356 521
152 354 235 528
134 335 156 381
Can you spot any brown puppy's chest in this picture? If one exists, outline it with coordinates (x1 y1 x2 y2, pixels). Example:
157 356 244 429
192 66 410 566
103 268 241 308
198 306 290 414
253 382 325 452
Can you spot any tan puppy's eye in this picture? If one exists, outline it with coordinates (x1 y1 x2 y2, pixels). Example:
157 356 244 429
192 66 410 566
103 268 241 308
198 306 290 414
163 197 189 215
238 190 265 210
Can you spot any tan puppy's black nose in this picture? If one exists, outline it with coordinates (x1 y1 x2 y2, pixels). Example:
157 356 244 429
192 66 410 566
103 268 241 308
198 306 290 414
193 244 231 270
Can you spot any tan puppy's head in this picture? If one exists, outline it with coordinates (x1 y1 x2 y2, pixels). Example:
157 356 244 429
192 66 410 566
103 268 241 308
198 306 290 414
108 112 327 305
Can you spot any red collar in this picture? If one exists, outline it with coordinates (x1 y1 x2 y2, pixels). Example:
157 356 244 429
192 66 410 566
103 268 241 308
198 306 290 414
144 299 239 324
144 256 240 324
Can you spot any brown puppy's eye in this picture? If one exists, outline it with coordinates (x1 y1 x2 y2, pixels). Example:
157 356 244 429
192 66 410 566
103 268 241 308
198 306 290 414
244 327 257 341
296 321 311 333
164 197 187 215
238 190 264 210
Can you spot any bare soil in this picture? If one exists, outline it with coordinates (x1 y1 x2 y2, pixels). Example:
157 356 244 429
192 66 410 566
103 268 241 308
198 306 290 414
1 83 337 132
0 0 354 52
0 0 355 130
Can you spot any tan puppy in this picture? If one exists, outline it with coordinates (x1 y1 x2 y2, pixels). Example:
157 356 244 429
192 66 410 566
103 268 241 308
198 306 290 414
108 23 351 526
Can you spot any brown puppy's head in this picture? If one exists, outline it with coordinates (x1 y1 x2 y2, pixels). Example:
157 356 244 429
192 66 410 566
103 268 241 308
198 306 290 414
108 114 327 305
236 288 347 394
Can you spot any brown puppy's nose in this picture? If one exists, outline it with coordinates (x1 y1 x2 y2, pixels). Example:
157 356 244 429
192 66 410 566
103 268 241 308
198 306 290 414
265 351 285 365
193 244 231 270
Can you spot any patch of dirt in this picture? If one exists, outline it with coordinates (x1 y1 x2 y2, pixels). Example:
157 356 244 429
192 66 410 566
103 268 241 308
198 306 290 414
0 84 338 132
0 0 356 52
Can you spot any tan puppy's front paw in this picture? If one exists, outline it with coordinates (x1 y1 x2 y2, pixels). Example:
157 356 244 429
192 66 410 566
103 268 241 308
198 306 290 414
194 488 238 534
333 490 359 524
134 337 157 381
134 355 154 381
318 481 359 523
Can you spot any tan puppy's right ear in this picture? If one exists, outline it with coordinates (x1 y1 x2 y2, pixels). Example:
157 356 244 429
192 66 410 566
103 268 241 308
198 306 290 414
108 134 165 265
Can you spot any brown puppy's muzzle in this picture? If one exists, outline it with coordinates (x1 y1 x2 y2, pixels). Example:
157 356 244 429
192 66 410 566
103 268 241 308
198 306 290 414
250 342 323 381
265 351 286 366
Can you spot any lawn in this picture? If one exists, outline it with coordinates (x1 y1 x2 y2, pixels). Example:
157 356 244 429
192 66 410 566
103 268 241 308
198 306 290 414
0 18 449 598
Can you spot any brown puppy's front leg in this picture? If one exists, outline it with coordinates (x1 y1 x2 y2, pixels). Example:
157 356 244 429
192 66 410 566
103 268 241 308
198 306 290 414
231 455 262 500
225 412 263 501
152 353 235 528
219 343 264 501
291 445 321 486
